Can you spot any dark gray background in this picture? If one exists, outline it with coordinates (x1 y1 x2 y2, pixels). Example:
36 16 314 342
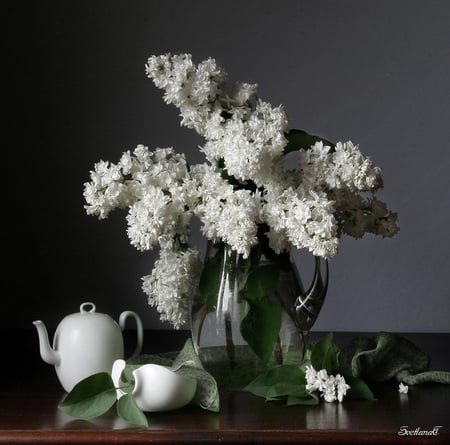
9 0 449 332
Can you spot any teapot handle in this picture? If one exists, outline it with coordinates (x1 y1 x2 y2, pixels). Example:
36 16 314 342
119 311 144 360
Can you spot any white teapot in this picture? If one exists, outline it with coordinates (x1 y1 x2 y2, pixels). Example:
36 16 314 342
33 302 143 392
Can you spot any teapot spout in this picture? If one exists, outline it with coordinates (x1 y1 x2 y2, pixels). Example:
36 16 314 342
33 320 60 366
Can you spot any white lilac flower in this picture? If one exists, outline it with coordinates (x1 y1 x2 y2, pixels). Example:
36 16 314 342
262 185 339 258
126 187 190 251
305 365 350 403
146 53 288 186
229 81 258 106
188 164 262 257
83 145 190 220
144 52 398 257
298 141 382 193
332 191 399 239
83 160 131 219
145 53 227 135
84 53 399 327
305 365 321 392
215 189 262 257
335 374 351 402
322 374 338 403
398 382 409 394
142 245 201 329
201 100 288 186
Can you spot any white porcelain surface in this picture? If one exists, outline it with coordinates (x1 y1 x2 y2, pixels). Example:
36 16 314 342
111 359 128 399
33 302 143 392
131 364 197 412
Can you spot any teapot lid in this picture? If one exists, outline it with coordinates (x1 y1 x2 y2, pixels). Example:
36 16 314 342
58 301 116 327
64 302 111 321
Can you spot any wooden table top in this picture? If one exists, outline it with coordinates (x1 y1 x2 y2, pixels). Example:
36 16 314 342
1 330 449 444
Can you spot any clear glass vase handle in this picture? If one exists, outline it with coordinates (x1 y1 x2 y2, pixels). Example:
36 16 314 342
294 256 329 332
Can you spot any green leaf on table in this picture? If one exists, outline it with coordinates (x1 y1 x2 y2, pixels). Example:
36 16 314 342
310 332 340 373
286 392 319 406
243 264 280 302
58 372 117 420
284 129 335 154
117 394 148 427
245 364 319 405
245 365 303 397
344 375 376 400
240 298 282 363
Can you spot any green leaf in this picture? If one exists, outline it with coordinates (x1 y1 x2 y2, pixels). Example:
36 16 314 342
286 392 319 406
117 394 148 427
344 376 376 400
266 382 306 399
245 365 303 398
58 372 117 420
244 264 280 302
240 299 282 363
245 364 318 405
310 332 340 373
284 129 335 154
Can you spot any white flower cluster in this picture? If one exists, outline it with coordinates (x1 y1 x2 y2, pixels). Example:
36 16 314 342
141 245 201 329
297 140 399 241
83 53 399 327
84 145 191 251
146 53 288 187
262 184 339 258
145 53 398 258
201 100 289 186
299 141 382 192
188 164 262 257
145 53 227 134
333 191 399 239
305 365 350 403
84 145 199 327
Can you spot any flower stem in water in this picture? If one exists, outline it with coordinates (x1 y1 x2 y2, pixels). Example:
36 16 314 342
224 312 236 368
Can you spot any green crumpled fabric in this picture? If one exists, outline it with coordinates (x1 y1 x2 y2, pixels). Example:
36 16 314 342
339 332 450 385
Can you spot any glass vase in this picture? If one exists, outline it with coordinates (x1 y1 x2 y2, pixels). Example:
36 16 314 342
190 240 328 389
